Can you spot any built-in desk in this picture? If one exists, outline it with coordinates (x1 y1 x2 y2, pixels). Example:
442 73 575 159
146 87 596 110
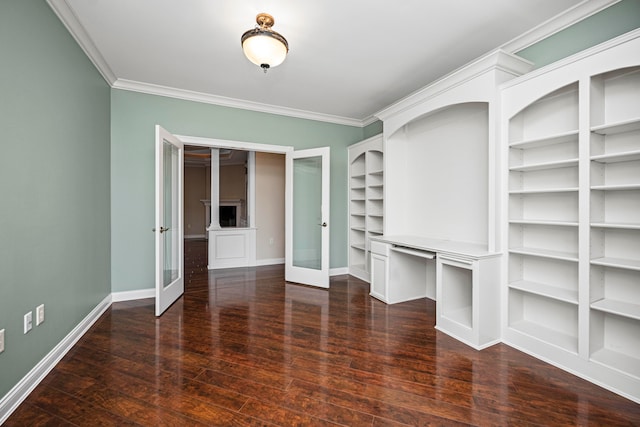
370 235 501 349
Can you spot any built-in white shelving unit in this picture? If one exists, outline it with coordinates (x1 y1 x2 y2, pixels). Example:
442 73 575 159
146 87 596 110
507 82 580 354
501 30 640 403
371 50 533 349
588 63 640 388
348 135 384 282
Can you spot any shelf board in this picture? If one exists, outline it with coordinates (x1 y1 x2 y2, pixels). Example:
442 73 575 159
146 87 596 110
591 348 640 380
510 187 579 194
510 319 578 354
368 170 384 176
509 280 578 305
351 244 366 251
591 149 640 164
443 306 472 329
369 229 384 235
368 184 384 189
368 213 383 218
591 222 640 230
591 117 640 135
350 212 366 217
368 197 384 201
591 257 640 271
510 219 578 227
509 247 578 262
351 197 366 201
509 129 579 149
350 173 366 179
509 158 579 172
591 184 640 191
591 298 640 321
351 227 366 232
351 185 366 190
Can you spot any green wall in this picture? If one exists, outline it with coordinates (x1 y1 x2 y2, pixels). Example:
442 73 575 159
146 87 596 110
517 0 640 68
0 0 111 400
111 90 364 293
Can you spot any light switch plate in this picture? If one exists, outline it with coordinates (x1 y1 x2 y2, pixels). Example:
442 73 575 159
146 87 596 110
24 311 33 334
36 304 45 326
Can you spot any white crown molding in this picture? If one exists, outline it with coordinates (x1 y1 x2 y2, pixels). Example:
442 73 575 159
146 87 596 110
0 295 112 424
46 0 116 85
500 27 640 90
499 0 620 53
113 79 366 128
48 0 618 129
375 50 533 122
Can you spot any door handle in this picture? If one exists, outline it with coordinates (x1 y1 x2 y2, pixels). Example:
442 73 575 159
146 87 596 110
318 222 327 227
152 226 170 233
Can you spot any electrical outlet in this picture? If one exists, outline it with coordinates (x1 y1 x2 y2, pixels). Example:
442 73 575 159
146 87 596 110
36 304 45 326
24 311 33 334
0 329 5 353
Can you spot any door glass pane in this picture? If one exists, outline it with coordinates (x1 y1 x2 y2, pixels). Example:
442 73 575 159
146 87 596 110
293 156 323 270
163 140 179 287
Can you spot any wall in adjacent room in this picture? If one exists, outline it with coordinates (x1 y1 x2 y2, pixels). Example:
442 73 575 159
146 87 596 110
0 0 111 401
184 166 207 237
256 152 286 262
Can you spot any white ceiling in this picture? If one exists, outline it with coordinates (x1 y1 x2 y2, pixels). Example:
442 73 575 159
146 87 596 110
51 0 600 125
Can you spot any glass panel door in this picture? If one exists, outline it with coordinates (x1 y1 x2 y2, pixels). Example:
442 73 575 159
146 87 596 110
293 155 323 270
155 125 184 316
286 147 330 288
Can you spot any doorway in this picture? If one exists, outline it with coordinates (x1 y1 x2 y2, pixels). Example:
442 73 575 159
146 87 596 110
183 146 286 268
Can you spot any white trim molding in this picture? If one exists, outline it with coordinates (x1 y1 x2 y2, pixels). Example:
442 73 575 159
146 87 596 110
48 0 617 128
113 79 365 127
330 267 349 277
256 258 285 266
111 288 155 303
499 0 620 53
46 0 116 85
0 295 112 424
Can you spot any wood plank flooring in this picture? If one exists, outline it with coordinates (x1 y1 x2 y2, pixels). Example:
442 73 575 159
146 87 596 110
6 239 640 426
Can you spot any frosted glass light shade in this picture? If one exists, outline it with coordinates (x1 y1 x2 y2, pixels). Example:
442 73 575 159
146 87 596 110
242 32 288 68
241 13 289 70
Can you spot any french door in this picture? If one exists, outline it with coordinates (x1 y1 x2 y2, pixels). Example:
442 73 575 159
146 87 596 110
155 125 184 316
285 147 330 288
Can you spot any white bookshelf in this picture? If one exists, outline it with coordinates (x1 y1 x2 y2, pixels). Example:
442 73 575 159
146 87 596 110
589 65 640 384
501 31 640 402
507 82 580 351
348 135 384 282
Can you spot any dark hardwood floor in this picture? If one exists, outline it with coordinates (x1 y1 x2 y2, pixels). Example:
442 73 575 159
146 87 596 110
6 239 640 426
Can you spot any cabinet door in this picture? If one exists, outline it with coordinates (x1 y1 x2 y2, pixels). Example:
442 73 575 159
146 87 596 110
370 253 388 301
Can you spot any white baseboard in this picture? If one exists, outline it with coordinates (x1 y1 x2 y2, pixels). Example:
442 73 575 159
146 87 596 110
111 288 155 302
255 258 285 266
185 234 206 240
330 267 349 276
0 294 112 424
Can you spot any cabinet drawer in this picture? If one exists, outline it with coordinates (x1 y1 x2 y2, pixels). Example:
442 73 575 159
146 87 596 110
371 240 390 256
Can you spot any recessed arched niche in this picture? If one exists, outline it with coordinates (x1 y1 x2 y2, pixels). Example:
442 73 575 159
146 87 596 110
385 102 489 246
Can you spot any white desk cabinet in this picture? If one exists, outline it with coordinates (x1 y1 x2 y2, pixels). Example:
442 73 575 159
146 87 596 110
370 236 500 349
436 254 501 349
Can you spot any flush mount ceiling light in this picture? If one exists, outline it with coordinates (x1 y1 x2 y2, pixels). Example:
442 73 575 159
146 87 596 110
241 13 289 73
